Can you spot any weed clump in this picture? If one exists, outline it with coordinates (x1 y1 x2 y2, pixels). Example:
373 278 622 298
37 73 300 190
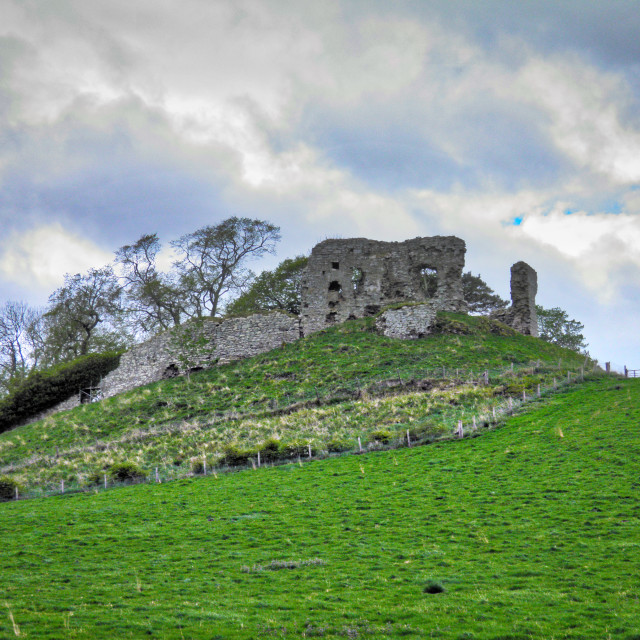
220 444 254 467
423 580 446 594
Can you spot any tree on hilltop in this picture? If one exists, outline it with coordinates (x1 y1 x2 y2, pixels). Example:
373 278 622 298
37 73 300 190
462 272 509 314
536 305 587 351
171 217 281 319
226 255 308 316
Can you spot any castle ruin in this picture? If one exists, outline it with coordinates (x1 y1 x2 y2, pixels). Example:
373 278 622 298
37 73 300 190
300 236 468 335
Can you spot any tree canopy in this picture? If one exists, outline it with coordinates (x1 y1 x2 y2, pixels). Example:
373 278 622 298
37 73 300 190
536 305 587 351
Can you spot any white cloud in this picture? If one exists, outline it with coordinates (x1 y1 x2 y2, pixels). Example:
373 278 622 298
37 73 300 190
0 223 113 291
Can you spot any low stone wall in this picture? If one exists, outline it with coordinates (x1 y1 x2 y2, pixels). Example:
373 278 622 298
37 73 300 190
101 313 300 399
375 304 437 339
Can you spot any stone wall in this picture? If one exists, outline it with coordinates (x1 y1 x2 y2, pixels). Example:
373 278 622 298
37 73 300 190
375 303 438 340
101 312 300 398
300 236 467 335
492 262 538 336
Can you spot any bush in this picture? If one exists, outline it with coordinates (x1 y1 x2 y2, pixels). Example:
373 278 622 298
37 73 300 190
86 471 104 486
369 429 393 445
280 440 315 459
257 438 282 463
326 438 352 453
108 462 146 483
0 352 121 433
219 445 255 467
0 476 18 502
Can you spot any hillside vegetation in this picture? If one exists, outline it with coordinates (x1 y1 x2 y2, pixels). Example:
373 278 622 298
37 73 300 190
0 374 638 638
0 313 590 494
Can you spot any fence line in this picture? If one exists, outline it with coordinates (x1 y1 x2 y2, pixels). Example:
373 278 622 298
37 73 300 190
4 363 612 502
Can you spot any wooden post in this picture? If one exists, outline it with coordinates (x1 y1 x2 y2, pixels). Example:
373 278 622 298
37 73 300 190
358 436 362 453
624 366 628 378
484 370 489 385
553 377 557 389
155 467 159 483
61 480 64 493
508 397 513 413
15 486 19 501
522 389 526 402
257 451 261 468
605 362 611 374
472 415 477 430
406 429 411 447
457 420 463 438
492 406 496 420
511 362 514 372
308 443 312 459
567 371 571 383
537 384 541 397
104 474 107 489
203 459 207 475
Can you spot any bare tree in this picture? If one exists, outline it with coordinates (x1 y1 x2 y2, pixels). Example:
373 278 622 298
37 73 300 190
171 217 281 318
115 233 184 335
0 301 43 395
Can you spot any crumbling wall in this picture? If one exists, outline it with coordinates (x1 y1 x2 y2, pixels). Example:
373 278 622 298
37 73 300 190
375 303 438 340
492 261 538 336
213 313 301 364
102 313 300 398
301 236 467 335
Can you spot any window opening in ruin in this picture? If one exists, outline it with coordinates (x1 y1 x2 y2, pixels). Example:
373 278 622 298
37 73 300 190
351 267 363 293
328 280 342 292
420 267 438 298
325 312 337 323
331 261 340 270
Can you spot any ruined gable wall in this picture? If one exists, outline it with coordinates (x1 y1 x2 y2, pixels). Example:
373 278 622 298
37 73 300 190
300 236 467 335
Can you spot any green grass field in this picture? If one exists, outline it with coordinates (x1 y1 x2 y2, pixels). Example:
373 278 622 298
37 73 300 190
1 377 639 639
0 314 589 492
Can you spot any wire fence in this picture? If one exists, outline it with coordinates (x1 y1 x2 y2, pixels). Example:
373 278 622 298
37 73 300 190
3 360 620 503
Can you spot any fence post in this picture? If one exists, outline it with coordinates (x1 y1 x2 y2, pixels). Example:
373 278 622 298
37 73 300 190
605 362 611 374
406 429 411 447
457 420 464 438
472 415 477 430
553 377 557 389
104 474 107 490
15 486 19 501
203 459 207 475
537 384 541 397
257 451 261 468
61 480 64 493
567 371 571 383
484 370 489 385
155 467 159 483
508 396 513 413
522 389 526 402
358 436 362 453
492 406 496 420
308 443 312 459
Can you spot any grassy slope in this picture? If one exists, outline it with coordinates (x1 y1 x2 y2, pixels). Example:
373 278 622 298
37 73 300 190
0 378 639 639
0 314 588 490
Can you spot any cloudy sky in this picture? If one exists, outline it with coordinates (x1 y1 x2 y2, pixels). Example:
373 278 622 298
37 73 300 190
1 0 639 367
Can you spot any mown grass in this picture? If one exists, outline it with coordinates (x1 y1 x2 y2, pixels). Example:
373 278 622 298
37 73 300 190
0 378 639 639
0 314 589 491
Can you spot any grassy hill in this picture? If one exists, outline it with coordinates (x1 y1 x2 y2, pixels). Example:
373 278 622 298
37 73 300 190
0 374 639 638
0 313 590 494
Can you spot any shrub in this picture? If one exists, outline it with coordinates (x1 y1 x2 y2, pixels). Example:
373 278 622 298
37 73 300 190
0 352 121 433
257 438 282 463
280 440 316 459
219 445 254 467
108 462 147 483
326 438 352 453
423 580 446 594
86 471 103 486
0 476 18 502
369 429 393 445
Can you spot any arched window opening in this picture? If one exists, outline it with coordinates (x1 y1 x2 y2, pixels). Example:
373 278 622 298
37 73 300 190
420 267 438 298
